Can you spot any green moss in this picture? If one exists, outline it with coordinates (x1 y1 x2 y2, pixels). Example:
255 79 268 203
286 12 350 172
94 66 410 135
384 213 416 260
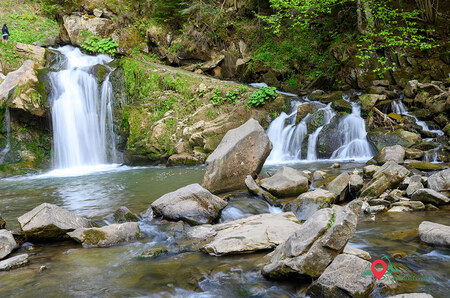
82 229 107 245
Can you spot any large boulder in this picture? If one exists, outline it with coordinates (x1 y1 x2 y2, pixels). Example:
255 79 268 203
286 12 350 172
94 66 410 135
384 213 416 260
404 80 419 98
112 206 141 223
0 254 29 271
359 94 386 112
0 60 47 117
405 176 424 197
150 183 227 225
14 43 46 65
326 172 350 202
244 175 280 206
376 145 405 165
284 189 337 221
360 162 410 200
411 189 449 206
343 244 371 260
18 203 90 240
418 221 450 247
427 169 450 193
260 167 309 197
67 222 141 248
62 14 116 46
262 200 362 279
0 230 17 260
296 103 316 124
307 254 376 297
202 118 272 193
187 212 300 255
367 129 421 152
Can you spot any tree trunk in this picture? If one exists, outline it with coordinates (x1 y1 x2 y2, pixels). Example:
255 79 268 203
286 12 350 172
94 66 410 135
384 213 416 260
362 0 374 31
415 0 438 23
357 0 363 33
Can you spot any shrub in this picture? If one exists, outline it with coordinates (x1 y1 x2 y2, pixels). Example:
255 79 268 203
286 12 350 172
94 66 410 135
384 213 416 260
247 87 277 107
81 36 118 56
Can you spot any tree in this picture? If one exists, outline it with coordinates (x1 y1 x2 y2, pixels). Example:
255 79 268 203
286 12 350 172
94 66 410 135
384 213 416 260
415 0 439 23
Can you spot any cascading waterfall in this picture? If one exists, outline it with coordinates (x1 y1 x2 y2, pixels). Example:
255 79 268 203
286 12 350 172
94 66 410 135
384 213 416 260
306 104 334 160
330 102 373 160
0 107 11 163
48 46 118 170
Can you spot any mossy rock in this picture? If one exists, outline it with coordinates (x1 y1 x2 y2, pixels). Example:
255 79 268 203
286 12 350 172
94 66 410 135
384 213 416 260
91 64 110 83
331 99 352 113
404 160 445 171
367 129 421 152
82 229 107 246
413 141 437 151
387 113 404 122
307 110 326 134
138 247 168 259
309 91 343 103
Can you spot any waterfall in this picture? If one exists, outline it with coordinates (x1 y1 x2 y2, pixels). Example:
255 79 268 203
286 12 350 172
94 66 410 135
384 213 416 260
330 102 373 160
0 107 11 163
306 104 334 160
48 46 118 170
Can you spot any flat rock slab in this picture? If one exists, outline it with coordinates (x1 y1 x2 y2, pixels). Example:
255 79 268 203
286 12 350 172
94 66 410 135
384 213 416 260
18 203 90 240
376 145 405 164
260 167 309 197
388 294 433 298
308 254 376 297
67 222 140 248
150 183 227 225
0 230 17 260
187 212 300 255
245 175 280 206
0 254 29 271
343 244 371 261
411 188 449 206
418 221 450 247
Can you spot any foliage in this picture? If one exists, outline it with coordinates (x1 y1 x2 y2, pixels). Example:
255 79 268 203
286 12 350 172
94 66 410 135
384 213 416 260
210 88 243 106
247 87 277 107
0 42 22 74
81 36 118 56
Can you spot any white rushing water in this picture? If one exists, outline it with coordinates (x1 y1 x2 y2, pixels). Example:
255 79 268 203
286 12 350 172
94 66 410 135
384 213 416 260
0 107 11 163
306 104 334 160
48 46 118 173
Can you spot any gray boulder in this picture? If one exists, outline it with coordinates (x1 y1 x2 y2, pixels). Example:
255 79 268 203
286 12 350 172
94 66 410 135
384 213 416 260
349 174 364 196
0 230 17 260
389 293 433 298
411 189 449 206
284 189 337 221
343 244 371 261
187 212 300 255
113 206 141 223
244 175 280 206
376 145 405 164
18 203 90 240
392 200 425 211
418 221 450 247
262 200 362 279
360 162 410 200
307 254 376 297
327 172 350 202
427 168 450 193
406 176 424 197
0 254 29 271
0 214 5 229
404 80 419 98
260 167 309 197
150 183 227 225
202 118 272 194
67 222 140 248
363 165 380 178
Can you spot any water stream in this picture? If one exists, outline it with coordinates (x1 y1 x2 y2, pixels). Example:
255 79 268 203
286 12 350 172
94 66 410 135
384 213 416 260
0 107 11 163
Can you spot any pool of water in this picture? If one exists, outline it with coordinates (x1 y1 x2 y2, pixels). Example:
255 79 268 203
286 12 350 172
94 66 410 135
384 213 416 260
0 163 448 297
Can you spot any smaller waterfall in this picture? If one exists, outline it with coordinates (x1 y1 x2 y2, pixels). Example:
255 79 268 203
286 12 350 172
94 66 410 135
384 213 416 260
330 102 373 160
306 104 334 160
0 108 11 163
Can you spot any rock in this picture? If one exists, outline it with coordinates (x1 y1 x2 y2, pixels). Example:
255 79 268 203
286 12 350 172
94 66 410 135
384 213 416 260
199 55 225 71
331 98 352 113
188 212 300 255
330 162 340 169
406 176 424 197
418 221 450 247
296 103 316 124
0 230 17 260
284 189 337 221
392 201 425 211
343 244 371 261
404 160 445 171
368 205 387 214
373 79 390 87
326 172 350 202
14 43 46 65
359 94 386 112
62 14 116 47
93 8 103 17
427 169 450 193
244 175 280 206
150 183 227 225
349 174 364 196
139 247 168 259
0 254 29 271
313 170 327 181
367 129 421 151
307 254 375 297
0 214 5 229
388 294 433 298
425 204 439 211
309 91 343 103
113 206 141 223
202 119 272 194
411 189 449 206
67 222 140 248
404 147 424 159
18 203 90 240
388 206 411 213
360 162 410 200
404 80 419 98
386 189 406 202
260 167 309 197
167 153 203 166
376 145 405 164
262 200 362 279
0 60 47 117
368 199 391 207
363 165 380 178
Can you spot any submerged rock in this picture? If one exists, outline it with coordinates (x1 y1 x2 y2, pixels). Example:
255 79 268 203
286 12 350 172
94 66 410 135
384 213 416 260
307 254 376 297
113 206 141 223
0 230 17 260
0 214 5 229
187 212 300 255
244 175 280 206
262 200 362 279
202 118 272 194
139 247 168 259
418 221 450 247
260 167 309 197
67 222 140 248
376 145 405 165
150 183 227 225
0 254 29 271
360 162 410 200
18 203 90 240
411 189 450 206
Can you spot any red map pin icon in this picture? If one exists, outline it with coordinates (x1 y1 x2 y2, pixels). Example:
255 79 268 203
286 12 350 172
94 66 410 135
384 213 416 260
371 259 387 280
